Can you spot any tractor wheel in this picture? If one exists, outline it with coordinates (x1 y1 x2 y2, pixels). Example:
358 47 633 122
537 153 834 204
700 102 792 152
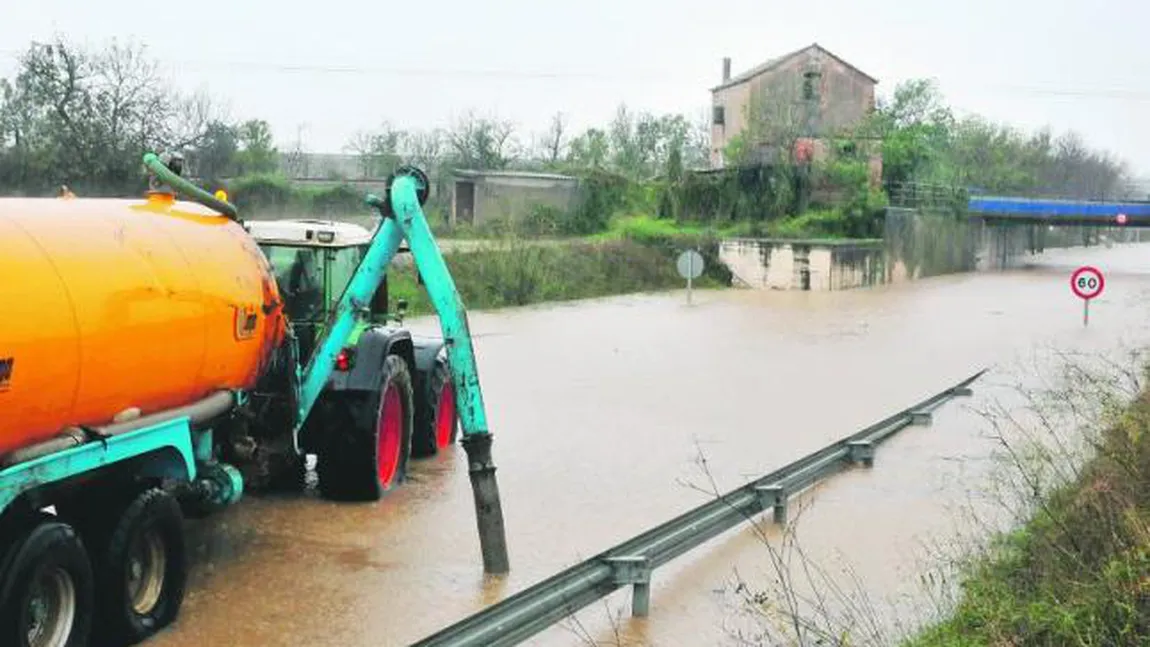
412 355 459 458
0 513 94 647
81 487 187 647
317 354 414 501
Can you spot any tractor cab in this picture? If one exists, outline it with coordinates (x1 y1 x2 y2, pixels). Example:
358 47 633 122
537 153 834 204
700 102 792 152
244 219 394 360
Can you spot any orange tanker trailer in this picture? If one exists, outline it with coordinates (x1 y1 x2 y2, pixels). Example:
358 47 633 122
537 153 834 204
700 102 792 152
0 192 287 456
0 154 509 647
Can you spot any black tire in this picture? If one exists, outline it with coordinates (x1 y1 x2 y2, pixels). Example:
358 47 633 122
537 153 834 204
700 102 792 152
412 354 460 458
0 515 94 647
87 487 187 646
317 354 414 501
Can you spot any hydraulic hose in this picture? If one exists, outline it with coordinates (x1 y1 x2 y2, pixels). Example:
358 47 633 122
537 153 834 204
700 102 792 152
142 152 239 220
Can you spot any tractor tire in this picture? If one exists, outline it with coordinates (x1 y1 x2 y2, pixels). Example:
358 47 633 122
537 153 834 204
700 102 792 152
317 354 414 502
412 354 460 458
0 513 94 647
83 487 187 646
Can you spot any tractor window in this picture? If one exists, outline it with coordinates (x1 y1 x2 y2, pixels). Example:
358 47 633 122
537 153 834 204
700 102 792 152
326 245 366 309
260 245 325 322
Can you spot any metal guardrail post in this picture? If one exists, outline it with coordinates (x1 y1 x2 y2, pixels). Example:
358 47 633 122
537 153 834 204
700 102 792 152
604 556 652 617
846 440 875 467
411 369 987 647
753 484 787 525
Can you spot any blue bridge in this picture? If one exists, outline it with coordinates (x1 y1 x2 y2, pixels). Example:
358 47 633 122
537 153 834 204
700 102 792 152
968 196 1150 227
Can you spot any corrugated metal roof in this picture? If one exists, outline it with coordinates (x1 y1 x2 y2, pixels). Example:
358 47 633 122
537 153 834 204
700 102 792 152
452 169 577 182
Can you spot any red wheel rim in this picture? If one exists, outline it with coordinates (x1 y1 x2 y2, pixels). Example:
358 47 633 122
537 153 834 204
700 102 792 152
376 383 403 488
435 381 457 450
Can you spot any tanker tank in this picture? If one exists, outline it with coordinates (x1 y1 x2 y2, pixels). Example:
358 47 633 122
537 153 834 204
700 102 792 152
0 193 288 456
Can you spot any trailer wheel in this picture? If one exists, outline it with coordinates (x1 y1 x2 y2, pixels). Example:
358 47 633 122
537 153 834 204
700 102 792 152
92 488 187 646
318 354 414 501
412 355 459 458
0 515 93 647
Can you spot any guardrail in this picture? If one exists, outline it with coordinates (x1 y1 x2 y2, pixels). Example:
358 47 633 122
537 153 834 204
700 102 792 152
411 369 987 647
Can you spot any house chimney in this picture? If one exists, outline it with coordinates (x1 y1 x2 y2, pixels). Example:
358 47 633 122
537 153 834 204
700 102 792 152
722 57 731 82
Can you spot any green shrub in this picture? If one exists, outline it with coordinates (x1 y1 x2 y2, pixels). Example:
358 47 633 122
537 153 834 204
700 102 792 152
388 234 732 316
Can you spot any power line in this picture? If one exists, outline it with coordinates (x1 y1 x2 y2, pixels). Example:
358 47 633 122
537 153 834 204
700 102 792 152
0 49 685 82
4 48 1150 102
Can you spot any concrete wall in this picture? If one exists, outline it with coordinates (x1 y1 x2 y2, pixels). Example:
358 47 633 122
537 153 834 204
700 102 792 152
717 211 1141 293
719 238 886 291
881 207 1140 282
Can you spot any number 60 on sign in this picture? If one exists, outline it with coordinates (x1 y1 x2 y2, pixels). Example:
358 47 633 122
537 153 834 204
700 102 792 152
1070 265 1104 326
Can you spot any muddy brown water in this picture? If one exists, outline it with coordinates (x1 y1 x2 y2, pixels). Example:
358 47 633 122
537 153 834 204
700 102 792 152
148 243 1150 647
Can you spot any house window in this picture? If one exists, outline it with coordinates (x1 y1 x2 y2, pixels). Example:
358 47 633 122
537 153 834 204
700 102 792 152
802 72 817 101
712 105 725 126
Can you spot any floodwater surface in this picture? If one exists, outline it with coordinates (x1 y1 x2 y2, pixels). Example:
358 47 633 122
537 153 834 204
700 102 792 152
149 243 1150 647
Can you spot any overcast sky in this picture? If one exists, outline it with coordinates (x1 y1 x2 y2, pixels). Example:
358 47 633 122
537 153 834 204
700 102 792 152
3 0 1148 175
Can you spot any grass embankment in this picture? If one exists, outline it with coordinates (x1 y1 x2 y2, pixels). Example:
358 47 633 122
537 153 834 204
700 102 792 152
906 388 1150 646
388 231 732 317
443 209 862 244
385 211 873 317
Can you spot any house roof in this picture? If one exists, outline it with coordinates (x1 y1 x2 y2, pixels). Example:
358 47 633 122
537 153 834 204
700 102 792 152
710 43 879 92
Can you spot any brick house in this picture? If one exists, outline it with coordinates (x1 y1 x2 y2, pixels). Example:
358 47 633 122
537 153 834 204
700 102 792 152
709 43 882 187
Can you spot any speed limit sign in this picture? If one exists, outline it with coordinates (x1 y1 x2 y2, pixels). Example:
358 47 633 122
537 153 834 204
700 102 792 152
1070 266 1104 327
1070 266 1104 300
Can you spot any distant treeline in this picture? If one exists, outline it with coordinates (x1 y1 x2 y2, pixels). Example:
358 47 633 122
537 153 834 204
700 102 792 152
0 37 1137 240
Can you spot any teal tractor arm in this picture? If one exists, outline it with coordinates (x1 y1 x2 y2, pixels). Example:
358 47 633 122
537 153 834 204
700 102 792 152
366 168 509 575
293 214 406 437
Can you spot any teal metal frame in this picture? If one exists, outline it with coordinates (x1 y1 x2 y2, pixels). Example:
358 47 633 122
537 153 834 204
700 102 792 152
294 217 406 437
0 418 199 512
366 174 509 574
374 176 490 437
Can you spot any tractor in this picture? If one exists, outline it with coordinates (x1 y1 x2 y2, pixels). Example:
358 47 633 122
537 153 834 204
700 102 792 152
243 217 460 499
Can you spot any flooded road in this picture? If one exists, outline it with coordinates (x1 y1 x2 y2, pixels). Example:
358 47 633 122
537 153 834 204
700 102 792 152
150 243 1150 647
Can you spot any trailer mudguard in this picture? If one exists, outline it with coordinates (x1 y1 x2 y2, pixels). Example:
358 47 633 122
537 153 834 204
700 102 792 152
329 325 415 395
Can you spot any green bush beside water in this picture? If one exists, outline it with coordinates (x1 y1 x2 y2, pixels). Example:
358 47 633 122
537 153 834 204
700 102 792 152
387 237 729 317
905 389 1150 647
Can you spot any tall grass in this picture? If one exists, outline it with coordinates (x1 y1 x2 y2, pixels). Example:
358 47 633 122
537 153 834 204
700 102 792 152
387 236 725 316
905 350 1150 646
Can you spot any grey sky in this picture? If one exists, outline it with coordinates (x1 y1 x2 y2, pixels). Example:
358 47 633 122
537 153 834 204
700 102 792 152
3 0 1148 175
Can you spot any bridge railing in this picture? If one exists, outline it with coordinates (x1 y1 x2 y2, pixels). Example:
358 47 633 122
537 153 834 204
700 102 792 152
885 182 970 212
409 369 988 647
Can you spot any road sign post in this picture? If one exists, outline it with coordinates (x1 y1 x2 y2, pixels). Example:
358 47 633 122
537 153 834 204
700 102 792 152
1070 265 1104 327
676 249 705 305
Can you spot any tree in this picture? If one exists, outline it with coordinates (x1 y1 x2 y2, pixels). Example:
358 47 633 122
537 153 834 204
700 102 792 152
0 36 222 194
344 122 405 179
727 72 813 167
566 127 610 169
234 119 278 175
536 112 569 167
187 120 238 180
446 112 517 170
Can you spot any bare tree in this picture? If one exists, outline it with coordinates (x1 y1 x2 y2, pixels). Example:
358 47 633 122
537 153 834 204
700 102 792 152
0 36 223 193
446 111 517 170
539 112 568 165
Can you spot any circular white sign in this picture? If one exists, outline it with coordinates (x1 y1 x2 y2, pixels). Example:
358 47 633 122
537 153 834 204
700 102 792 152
1070 266 1104 300
676 250 705 280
